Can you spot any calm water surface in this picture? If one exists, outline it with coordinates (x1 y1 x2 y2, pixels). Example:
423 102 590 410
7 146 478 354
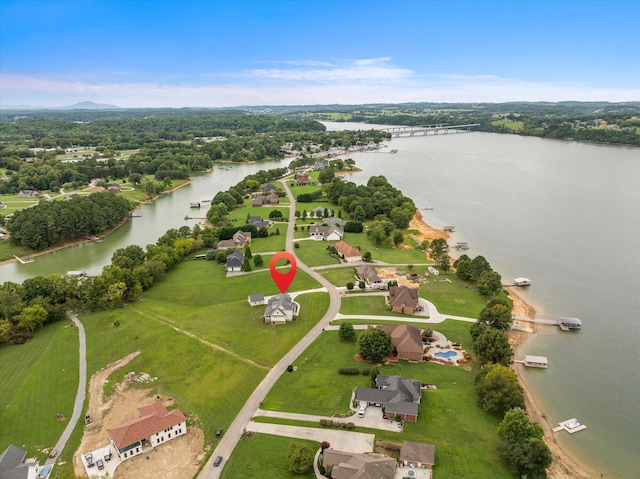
328 124 640 478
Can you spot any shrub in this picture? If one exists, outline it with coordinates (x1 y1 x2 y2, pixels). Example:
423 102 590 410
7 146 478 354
338 367 360 375
346 422 354 430
361 368 370 376
287 365 294 372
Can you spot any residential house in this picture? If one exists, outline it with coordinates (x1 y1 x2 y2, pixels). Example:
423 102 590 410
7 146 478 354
313 161 327 170
217 230 251 250
355 264 384 289
263 294 297 324
355 374 422 422
262 183 277 193
106 183 122 193
309 225 344 241
17 190 42 198
295 173 310 185
247 216 272 229
226 251 244 272
333 241 362 263
107 401 187 463
400 441 435 470
381 324 425 361
0 445 40 479
252 196 267 207
64 193 81 201
322 449 396 479
387 286 421 314
248 293 265 306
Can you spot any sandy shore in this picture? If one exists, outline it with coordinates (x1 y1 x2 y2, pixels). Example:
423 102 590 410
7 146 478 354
411 210 596 479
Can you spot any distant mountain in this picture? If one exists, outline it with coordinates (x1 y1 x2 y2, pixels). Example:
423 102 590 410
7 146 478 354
0 101 120 111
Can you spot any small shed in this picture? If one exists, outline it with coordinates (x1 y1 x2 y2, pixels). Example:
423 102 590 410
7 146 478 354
248 293 265 306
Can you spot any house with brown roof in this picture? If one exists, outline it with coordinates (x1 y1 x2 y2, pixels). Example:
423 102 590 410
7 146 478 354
107 401 186 462
355 264 384 289
381 324 425 361
387 285 421 314
333 241 362 263
295 173 310 185
217 230 251 250
322 449 396 479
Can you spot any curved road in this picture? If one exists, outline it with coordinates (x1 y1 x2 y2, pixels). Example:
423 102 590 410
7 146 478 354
45 311 87 465
199 177 341 479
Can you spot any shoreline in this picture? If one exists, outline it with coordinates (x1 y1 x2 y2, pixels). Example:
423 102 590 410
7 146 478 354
411 209 596 479
0 178 193 267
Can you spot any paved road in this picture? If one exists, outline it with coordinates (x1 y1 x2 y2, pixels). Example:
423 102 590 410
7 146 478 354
45 311 87 465
199 177 342 479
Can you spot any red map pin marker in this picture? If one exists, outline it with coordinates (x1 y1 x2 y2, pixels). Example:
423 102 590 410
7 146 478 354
270 251 297 294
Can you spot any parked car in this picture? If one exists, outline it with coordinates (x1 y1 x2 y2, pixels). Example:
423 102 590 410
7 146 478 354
358 406 366 418
85 453 94 467
48 449 58 458
96 459 104 470
214 455 223 467
216 428 223 438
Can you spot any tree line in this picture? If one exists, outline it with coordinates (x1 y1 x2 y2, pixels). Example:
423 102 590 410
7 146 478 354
7 192 132 250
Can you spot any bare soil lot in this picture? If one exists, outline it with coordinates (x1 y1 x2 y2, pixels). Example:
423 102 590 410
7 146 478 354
74 353 205 479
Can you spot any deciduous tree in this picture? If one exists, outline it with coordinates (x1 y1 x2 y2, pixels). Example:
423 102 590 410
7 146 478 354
358 327 392 362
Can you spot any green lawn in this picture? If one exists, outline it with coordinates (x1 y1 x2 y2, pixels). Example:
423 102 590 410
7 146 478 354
261 322 513 479
293 239 341 267
339 295 409 317
342 232 429 264
0 320 80 462
250 226 287 252
0 240 34 262
419 274 487 318
318 267 358 287
221 433 317 479
262 331 371 415
0 194 41 214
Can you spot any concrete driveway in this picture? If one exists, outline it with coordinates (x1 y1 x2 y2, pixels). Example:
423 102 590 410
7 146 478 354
253 408 402 433
245 422 374 454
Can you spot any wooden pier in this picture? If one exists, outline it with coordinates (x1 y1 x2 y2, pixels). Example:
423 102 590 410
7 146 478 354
512 316 582 331
14 255 34 264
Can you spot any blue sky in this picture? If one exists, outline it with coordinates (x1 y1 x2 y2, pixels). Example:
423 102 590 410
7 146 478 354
1 0 638 107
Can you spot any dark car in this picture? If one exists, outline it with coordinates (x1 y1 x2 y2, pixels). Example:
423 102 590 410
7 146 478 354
214 455 223 467
215 428 223 438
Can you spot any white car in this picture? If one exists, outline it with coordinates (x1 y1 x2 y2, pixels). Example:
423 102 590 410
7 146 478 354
358 406 366 417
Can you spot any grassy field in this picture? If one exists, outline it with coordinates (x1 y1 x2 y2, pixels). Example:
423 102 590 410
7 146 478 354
261 322 513 479
491 119 524 131
293 239 341 267
262 331 371 415
339 295 408 317
318 267 358 287
343 232 428 264
418 273 487 317
0 320 80 462
220 433 317 479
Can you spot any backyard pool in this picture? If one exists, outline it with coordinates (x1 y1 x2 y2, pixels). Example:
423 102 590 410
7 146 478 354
434 351 457 359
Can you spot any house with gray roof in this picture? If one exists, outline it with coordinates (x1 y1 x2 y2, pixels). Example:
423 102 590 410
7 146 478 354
226 251 244 272
355 374 422 422
309 224 343 241
247 216 272 229
248 293 265 306
0 445 40 479
400 441 435 470
322 449 396 479
217 230 251 250
264 294 297 324
355 264 384 288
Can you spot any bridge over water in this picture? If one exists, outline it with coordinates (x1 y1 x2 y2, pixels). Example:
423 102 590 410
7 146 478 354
381 124 481 137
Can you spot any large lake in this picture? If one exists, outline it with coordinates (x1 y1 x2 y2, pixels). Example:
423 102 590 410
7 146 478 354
2 125 638 477
327 123 640 478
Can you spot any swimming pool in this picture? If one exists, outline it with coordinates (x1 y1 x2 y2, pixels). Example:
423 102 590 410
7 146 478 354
434 351 457 359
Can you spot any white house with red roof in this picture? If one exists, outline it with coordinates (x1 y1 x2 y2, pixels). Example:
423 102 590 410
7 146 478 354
107 401 187 462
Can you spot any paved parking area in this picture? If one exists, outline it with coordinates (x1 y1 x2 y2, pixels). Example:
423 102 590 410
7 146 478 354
81 446 121 478
245 422 374 453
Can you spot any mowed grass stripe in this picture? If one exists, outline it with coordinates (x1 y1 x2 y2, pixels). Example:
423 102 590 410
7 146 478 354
0 321 79 461
81 307 266 442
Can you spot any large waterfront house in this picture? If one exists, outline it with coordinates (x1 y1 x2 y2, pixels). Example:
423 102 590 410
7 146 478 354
355 375 422 423
107 401 187 463
217 230 251 250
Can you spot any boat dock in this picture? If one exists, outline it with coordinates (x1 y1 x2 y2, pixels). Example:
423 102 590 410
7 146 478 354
443 225 455 232
514 355 548 368
504 277 531 287
14 255 34 264
512 316 582 331
553 418 587 434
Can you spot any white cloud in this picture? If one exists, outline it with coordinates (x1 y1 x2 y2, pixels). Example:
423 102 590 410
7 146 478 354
2 58 639 108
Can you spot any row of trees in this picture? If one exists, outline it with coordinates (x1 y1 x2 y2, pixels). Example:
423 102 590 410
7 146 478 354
0 225 207 344
453 254 503 297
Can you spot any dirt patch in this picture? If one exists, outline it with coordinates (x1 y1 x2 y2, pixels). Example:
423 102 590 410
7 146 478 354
74 352 205 479
377 268 418 289
410 210 450 242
